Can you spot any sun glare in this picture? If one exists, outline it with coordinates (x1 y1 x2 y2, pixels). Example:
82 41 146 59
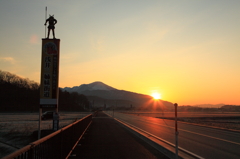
151 92 161 100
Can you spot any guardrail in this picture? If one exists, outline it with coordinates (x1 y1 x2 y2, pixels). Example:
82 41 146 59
3 114 92 159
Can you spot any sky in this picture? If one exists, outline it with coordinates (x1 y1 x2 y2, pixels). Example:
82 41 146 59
0 0 240 106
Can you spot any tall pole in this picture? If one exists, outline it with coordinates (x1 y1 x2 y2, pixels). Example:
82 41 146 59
45 7 47 38
174 103 179 159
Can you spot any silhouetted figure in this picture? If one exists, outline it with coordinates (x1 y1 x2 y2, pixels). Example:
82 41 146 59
44 15 57 39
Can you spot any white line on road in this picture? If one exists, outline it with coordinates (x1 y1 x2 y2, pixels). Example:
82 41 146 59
116 118 205 159
115 113 240 146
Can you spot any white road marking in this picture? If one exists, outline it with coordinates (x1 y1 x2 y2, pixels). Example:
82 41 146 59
115 113 240 146
116 118 205 159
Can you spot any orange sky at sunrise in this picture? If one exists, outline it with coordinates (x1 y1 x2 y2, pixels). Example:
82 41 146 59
1 1 240 105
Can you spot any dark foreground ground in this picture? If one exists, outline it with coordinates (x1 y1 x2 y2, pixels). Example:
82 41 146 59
74 111 169 159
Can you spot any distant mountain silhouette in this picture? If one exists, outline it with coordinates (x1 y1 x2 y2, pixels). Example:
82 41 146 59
2 70 237 112
62 81 173 110
63 81 116 92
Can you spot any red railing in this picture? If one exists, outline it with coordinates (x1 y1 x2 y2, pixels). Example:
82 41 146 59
3 114 92 159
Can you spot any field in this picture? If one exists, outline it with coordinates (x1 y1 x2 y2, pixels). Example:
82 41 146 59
125 111 240 131
0 112 92 158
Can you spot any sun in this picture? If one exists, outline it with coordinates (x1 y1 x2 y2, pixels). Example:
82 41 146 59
151 92 161 100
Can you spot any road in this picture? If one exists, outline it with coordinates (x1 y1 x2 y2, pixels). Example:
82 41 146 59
108 111 240 159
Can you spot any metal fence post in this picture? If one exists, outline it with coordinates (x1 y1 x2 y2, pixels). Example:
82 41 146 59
174 103 179 159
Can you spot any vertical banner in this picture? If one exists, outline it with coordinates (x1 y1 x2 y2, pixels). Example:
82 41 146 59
40 39 60 108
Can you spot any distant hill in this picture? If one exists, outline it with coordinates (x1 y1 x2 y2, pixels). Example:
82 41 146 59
0 70 40 111
0 70 89 111
0 70 39 89
62 81 173 110
192 104 225 108
220 105 240 112
2 70 238 112
63 81 116 92
0 70 172 111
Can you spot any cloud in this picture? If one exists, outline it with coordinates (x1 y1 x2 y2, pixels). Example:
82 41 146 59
29 34 39 44
0 57 16 64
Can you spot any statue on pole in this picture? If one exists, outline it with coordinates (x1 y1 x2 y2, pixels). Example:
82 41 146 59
44 15 57 39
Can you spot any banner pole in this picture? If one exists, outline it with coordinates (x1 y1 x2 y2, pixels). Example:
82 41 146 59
45 7 47 38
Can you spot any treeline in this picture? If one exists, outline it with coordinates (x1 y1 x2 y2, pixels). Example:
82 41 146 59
59 91 90 111
220 105 240 112
0 70 89 111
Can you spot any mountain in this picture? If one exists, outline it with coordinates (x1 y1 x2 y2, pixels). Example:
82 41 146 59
63 81 116 92
62 81 173 110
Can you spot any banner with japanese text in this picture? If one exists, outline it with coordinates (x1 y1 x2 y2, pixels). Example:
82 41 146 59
40 39 60 108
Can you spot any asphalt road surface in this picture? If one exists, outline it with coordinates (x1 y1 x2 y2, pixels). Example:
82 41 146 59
108 112 240 159
76 111 168 159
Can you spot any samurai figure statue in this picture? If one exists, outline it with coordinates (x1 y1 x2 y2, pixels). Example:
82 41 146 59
44 15 57 39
